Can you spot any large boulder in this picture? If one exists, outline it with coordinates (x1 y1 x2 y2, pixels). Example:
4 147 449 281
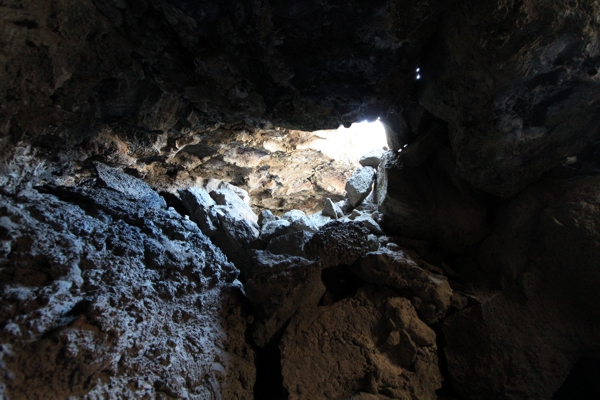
355 249 452 323
210 188 258 224
443 173 600 399
95 163 166 209
244 251 324 347
280 286 442 400
304 221 371 268
345 167 376 208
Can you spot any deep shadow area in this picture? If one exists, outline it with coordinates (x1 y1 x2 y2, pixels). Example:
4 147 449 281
553 357 600 400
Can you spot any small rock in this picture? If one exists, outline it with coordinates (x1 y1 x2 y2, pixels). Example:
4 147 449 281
258 210 277 226
282 210 318 233
322 198 344 219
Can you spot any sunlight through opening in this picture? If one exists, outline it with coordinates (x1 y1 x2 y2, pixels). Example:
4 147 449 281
298 119 388 166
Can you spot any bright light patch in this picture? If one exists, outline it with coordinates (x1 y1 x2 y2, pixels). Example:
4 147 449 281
299 119 388 165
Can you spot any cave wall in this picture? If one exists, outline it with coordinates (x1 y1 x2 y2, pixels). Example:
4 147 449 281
2 0 600 399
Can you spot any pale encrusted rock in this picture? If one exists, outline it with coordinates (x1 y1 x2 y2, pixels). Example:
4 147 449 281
345 167 376 208
322 198 344 219
258 209 278 226
259 219 293 242
210 188 258 224
359 149 384 168
307 211 332 228
282 209 318 233
179 187 220 237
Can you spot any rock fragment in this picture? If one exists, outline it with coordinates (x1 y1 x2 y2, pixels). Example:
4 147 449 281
322 198 344 219
359 149 384 168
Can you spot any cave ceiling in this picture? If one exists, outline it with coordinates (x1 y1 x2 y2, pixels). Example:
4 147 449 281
1 0 600 200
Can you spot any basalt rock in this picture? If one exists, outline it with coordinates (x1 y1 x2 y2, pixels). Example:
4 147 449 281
244 251 324 347
280 286 442 400
304 220 371 269
346 167 376 208
0 186 254 399
444 172 600 399
377 152 489 252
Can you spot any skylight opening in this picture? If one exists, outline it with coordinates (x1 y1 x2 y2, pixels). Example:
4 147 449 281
300 119 388 166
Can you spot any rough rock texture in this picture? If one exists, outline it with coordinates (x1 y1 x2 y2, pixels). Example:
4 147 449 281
346 167 376 208
0 186 254 399
443 172 600 399
356 249 452 324
359 149 384 168
322 198 344 219
304 221 371 269
266 231 313 258
244 251 324 347
280 286 442 400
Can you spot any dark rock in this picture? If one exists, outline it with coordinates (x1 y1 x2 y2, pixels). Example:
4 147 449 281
355 249 452 323
0 187 253 399
244 251 324 347
280 286 442 400
304 221 371 268
377 153 488 252
398 122 448 168
266 231 313 257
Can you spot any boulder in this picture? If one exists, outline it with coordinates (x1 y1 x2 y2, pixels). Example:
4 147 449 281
259 219 293 242
305 221 371 268
359 149 384 168
345 167 376 208
258 209 277 226
376 153 488 252
280 286 442 400
179 187 219 237
210 188 258 224
307 211 332 228
245 251 324 347
266 231 313 257
282 210 318 233
355 249 452 323
322 198 344 219
95 163 166 209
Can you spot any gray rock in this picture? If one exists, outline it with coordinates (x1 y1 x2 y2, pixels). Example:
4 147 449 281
179 187 219 237
258 210 277 226
307 211 332 228
210 188 258 224
282 210 318 233
260 219 293 242
267 231 313 257
354 214 384 235
367 234 380 251
95 163 166 209
359 149 384 168
322 198 344 219
219 181 251 204
345 167 376 208
245 251 324 347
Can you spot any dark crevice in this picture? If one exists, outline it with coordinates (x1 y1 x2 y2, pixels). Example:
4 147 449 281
553 357 600 399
